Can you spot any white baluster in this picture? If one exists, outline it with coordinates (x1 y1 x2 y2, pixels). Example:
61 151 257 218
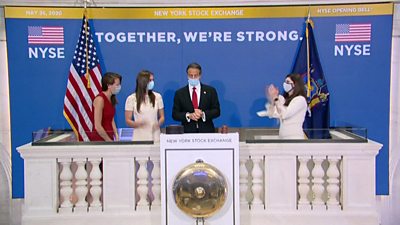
297 156 311 210
151 159 161 207
136 157 149 209
311 156 326 210
89 158 102 212
327 156 341 211
240 158 249 206
59 159 73 213
251 156 264 209
73 158 88 213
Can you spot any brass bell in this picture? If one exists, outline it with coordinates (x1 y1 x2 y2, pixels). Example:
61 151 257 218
172 159 228 218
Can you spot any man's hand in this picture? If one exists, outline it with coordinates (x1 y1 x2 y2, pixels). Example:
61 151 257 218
194 109 203 119
189 109 203 121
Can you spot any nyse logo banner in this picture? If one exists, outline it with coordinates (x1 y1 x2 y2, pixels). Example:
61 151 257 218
334 23 371 56
27 25 65 59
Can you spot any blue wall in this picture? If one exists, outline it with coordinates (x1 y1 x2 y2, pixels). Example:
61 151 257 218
6 10 392 197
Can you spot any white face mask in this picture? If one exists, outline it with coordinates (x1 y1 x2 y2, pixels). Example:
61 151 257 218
112 85 121 95
147 80 154 90
283 82 293 93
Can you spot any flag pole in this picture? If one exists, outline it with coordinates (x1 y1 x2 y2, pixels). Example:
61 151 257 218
83 0 91 88
306 6 311 97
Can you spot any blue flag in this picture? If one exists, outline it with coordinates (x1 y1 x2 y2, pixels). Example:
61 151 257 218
292 20 331 139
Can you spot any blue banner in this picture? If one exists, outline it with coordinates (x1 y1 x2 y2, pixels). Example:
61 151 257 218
5 4 393 197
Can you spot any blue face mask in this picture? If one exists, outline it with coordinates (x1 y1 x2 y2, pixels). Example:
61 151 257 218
112 85 121 95
188 78 200 87
147 80 154 90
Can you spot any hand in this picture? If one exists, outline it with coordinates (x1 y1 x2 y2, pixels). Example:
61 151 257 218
105 137 113 142
194 109 203 119
266 84 279 102
134 120 146 128
188 111 201 121
152 122 160 131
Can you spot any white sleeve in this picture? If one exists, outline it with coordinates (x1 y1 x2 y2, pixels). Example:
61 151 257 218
125 95 135 111
267 95 285 119
280 96 307 120
156 93 164 109
256 95 284 119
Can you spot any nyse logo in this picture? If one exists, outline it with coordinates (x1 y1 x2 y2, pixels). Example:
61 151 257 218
27 26 65 59
334 44 370 56
334 23 371 57
28 47 65 59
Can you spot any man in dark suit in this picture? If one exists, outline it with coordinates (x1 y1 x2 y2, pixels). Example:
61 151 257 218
172 63 220 133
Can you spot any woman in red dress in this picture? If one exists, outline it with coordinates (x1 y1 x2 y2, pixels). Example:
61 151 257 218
90 72 122 141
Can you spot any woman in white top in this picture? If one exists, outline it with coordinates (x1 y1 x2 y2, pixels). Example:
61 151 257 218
264 73 307 139
125 70 165 142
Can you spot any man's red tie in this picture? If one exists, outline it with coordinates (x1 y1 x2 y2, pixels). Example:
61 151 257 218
192 87 198 109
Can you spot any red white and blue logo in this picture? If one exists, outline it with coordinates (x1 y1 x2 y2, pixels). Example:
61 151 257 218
28 26 64 45
334 23 372 56
335 23 371 42
27 26 66 59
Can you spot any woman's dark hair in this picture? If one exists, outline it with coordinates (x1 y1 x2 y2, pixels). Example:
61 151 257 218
186 62 202 74
135 70 155 112
102 72 122 106
283 73 306 106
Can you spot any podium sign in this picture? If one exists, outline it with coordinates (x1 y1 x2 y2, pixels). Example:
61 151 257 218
160 133 240 225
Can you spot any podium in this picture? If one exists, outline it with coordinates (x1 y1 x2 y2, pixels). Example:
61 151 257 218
160 133 240 225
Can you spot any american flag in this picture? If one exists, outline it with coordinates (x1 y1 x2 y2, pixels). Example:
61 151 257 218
28 26 64 45
335 23 371 42
63 16 102 141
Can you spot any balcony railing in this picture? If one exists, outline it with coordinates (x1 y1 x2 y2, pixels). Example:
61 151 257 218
17 129 382 225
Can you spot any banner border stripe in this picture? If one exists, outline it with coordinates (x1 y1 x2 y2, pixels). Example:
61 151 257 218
5 3 394 19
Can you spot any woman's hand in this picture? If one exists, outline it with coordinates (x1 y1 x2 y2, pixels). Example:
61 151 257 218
152 122 160 131
114 133 120 141
134 120 146 128
266 84 279 102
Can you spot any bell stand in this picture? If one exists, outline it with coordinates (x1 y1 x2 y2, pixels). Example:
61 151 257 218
195 217 205 225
